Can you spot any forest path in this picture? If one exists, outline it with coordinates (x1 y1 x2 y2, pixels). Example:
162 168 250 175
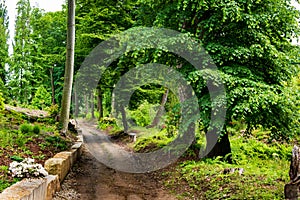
54 119 177 200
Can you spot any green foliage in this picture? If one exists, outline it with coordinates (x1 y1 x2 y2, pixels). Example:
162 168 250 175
10 155 23 162
0 1 9 91
15 133 27 147
0 130 13 147
98 117 121 132
0 179 18 193
128 101 158 127
7 3 66 106
19 123 32 134
0 92 4 111
133 128 175 152
164 134 291 199
9 0 33 104
32 86 52 110
32 125 40 134
45 136 68 151
135 0 300 146
46 104 59 117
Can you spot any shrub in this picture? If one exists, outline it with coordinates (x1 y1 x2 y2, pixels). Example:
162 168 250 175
32 125 41 134
128 101 158 127
19 123 32 134
45 136 68 150
9 158 48 178
98 117 118 130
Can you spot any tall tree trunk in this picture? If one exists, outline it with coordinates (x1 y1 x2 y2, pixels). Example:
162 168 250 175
148 88 169 128
97 87 103 120
60 0 75 133
120 105 128 133
204 128 232 162
74 88 79 117
110 87 115 117
50 67 56 105
91 92 95 119
85 94 89 117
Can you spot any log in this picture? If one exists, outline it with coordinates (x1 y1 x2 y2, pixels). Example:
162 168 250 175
285 145 300 200
4 105 50 120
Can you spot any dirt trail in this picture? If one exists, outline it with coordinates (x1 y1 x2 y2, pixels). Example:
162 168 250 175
54 120 177 200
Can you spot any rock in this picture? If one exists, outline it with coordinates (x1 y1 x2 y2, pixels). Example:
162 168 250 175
223 168 244 175
68 119 78 133
44 158 69 183
54 152 72 170
0 178 47 200
46 175 60 200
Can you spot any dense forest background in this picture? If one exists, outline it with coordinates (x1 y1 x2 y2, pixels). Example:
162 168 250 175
0 0 299 198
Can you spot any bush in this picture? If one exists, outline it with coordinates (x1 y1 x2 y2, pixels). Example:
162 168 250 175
128 101 158 127
32 125 40 134
19 124 32 134
98 117 120 132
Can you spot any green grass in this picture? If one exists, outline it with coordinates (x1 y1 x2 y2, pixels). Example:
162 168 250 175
160 134 292 199
133 127 176 152
130 124 293 199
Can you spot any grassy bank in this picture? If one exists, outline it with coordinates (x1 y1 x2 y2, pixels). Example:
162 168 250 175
0 108 73 192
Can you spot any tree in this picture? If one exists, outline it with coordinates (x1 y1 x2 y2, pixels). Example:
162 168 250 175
136 0 300 159
0 0 9 87
9 0 32 104
75 0 139 119
60 0 75 133
30 10 67 105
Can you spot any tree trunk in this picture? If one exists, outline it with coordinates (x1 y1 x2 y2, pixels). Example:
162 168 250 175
111 86 115 117
74 88 79 117
148 88 169 128
285 145 300 199
60 0 75 133
204 130 232 162
97 87 103 120
91 92 95 119
85 94 89 116
50 67 55 105
120 105 128 133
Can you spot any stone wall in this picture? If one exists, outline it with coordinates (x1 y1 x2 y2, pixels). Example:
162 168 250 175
0 134 83 200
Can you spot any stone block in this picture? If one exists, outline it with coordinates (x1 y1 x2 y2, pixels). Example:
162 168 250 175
54 151 72 168
71 142 83 156
76 135 83 142
0 178 47 200
71 148 78 164
46 175 60 200
44 158 68 182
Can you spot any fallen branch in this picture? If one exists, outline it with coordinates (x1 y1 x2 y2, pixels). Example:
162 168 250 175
4 104 50 120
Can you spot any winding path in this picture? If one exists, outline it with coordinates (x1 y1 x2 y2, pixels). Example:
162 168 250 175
54 120 177 200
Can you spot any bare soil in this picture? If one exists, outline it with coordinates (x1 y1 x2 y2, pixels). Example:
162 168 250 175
54 146 177 200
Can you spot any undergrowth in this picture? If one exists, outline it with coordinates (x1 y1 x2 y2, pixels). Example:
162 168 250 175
0 109 72 192
131 122 292 199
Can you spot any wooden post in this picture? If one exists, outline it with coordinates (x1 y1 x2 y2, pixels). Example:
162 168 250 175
285 145 300 200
